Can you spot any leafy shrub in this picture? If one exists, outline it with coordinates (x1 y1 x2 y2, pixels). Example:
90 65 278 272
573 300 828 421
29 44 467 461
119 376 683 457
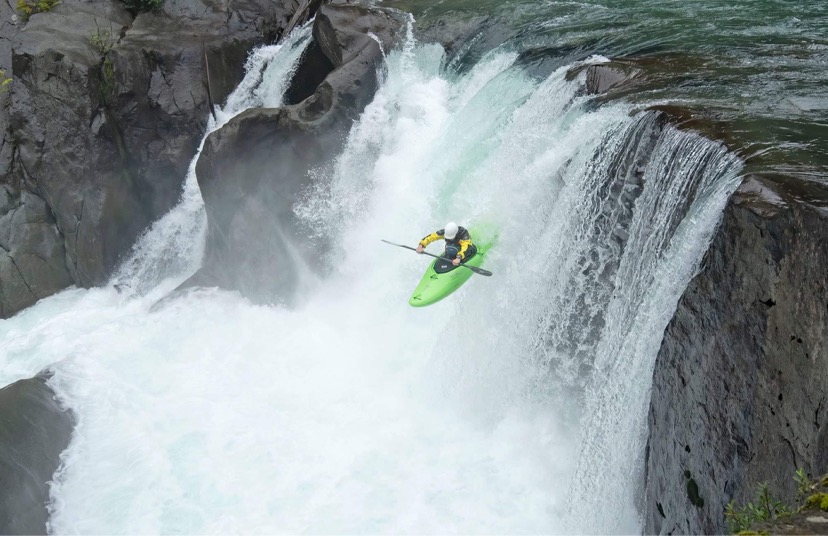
16 0 60 21
725 469 817 533
120 0 163 13
89 22 117 56
725 482 793 533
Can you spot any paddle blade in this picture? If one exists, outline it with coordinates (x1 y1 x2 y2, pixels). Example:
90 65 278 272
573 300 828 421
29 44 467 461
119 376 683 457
467 265 493 277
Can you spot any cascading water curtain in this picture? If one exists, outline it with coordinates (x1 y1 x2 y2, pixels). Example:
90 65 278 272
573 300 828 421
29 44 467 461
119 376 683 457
111 26 313 299
0 20 745 534
563 124 742 533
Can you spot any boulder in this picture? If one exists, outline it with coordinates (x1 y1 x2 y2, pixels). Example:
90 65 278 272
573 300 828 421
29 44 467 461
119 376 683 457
584 62 643 95
644 175 828 534
565 59 644 96
189 2 404 304
0 373 74 535
1 0 298 317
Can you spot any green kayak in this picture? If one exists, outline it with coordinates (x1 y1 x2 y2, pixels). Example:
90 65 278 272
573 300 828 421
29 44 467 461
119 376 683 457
409 237 494 307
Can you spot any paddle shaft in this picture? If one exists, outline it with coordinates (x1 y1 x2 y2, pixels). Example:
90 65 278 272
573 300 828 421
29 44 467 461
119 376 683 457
381 240 492 277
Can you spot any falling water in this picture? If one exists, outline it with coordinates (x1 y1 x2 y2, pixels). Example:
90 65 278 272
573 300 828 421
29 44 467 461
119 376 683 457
0 19 743 534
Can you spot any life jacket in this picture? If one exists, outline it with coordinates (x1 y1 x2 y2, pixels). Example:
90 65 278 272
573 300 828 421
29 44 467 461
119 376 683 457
419 226 474 259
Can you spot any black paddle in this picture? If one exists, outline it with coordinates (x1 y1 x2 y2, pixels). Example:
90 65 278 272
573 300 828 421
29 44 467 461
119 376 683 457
381 239 493 277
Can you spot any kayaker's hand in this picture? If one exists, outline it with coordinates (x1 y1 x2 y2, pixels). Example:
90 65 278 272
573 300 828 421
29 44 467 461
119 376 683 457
452 257 460 266
416 244 424 254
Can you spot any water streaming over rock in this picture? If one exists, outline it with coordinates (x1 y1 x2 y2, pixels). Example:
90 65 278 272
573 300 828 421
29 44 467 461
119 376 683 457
0 21 742 534
111 27 314 301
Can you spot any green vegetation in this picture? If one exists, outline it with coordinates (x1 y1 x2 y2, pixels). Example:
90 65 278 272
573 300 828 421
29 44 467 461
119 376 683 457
0 70 11 94
89 23 117 56
725 482 793 533
795 468 815 503
804 492 828 511
87 20 118 104
87 20 131 181
120 0 163 12
101 58 115 97
687 477 705 508
16 0 60 21
725 469 823 533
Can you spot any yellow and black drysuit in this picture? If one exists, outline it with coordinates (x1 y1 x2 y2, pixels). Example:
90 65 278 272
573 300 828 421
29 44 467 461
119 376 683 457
419 226 477 262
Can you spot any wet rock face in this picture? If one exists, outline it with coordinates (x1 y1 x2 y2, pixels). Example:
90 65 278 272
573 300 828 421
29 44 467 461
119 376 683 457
8 0 135 290
0 373 74 535
190 2 403 304
584 62 643 95
0 0 294 318
0 190 74 318
565 60 644 97
644 175 828 535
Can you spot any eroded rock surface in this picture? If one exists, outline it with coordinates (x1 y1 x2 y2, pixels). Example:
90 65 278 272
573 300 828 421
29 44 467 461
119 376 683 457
0 373 74 535
644 175 828 534
1 0 297 317
584 61 643 95
190 2 404 304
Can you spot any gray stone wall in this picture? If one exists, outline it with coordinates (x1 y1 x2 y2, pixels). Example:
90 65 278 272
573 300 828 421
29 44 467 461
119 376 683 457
644 175 828 534
0 374 74 535
0 0 295 318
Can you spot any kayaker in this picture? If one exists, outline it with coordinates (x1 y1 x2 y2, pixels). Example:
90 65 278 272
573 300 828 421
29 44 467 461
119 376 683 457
416 222 477 266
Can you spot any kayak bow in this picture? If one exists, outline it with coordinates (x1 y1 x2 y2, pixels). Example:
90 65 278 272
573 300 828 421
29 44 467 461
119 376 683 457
407 237 494 307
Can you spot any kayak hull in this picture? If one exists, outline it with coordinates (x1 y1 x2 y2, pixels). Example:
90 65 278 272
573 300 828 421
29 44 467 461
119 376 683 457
408 240 491 307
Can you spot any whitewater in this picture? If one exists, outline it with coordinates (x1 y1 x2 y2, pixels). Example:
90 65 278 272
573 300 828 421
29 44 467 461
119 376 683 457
0 21 742 534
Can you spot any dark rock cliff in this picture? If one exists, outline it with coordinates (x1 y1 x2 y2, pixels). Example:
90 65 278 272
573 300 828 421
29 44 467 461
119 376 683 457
189 2 404 304
644 175 828 534
0 373 74 535
0 0 297 318
576 54 828 536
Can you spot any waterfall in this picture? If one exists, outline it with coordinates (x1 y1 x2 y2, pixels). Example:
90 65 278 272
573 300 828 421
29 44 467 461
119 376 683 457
0 23 742 535
110 26 314 300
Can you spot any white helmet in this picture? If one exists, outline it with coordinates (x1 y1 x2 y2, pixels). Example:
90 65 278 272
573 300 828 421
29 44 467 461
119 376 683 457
444 222 459 240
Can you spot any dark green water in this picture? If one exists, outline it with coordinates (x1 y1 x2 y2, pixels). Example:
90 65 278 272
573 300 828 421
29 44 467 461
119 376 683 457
386 0 828 182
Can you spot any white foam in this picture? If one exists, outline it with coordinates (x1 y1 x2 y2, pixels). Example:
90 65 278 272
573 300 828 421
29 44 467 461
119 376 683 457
0 21 742 535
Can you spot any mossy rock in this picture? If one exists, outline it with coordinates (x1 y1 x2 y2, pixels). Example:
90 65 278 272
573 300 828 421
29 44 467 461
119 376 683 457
804 493 828 512
687 478 704 508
